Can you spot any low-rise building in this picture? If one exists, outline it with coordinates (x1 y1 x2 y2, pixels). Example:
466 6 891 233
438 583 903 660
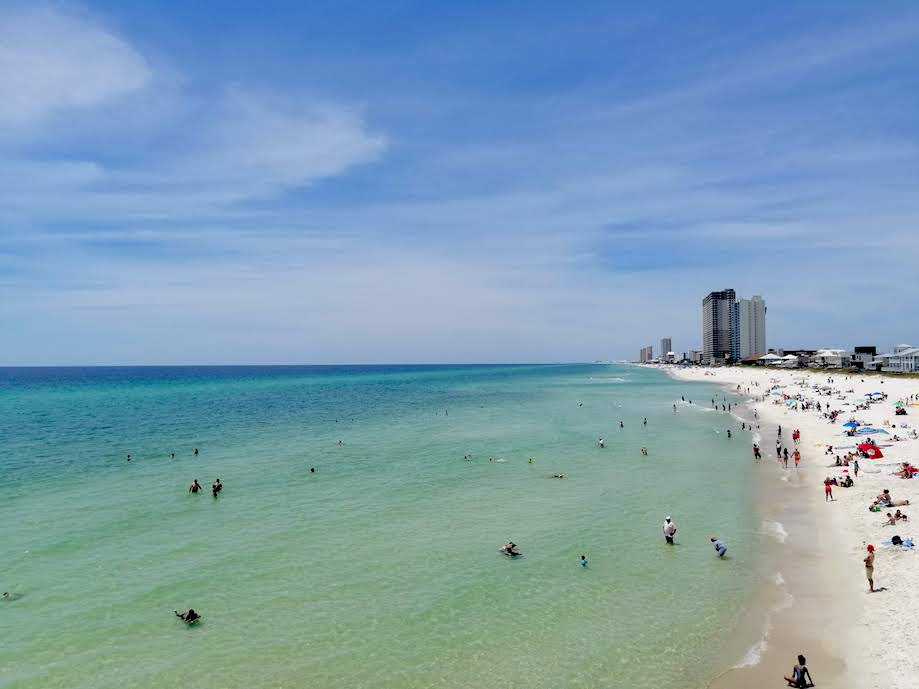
874 345 919 373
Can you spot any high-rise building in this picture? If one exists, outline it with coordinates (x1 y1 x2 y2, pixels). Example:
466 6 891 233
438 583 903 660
639 345 653 363
702 289 736 364
736 295 767 359
660 337 672 360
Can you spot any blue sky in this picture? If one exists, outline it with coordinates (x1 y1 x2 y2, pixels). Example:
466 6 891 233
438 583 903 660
2 1 919 365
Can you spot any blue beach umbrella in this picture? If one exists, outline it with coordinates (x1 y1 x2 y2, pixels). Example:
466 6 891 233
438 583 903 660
842 421 859 428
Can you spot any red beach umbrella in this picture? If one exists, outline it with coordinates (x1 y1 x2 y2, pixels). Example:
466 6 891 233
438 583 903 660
857 443 884 459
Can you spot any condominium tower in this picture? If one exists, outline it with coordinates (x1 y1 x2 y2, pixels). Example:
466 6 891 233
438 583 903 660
660 337 672 359
702 289 737 364
736 295 767 359
639 345 653 363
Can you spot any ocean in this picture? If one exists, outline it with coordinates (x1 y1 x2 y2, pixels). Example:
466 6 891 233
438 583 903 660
0 364 761 689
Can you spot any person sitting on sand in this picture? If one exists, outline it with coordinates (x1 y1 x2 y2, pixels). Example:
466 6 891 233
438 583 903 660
885 512 897 526
784 654 814 687
189 479 202 494
895 509 908 522
175 609 201 623
840 474 854 488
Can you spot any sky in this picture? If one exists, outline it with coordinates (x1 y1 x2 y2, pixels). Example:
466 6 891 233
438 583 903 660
2 1 919 365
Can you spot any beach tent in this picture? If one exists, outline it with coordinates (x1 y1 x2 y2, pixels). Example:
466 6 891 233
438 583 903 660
858 443 884 459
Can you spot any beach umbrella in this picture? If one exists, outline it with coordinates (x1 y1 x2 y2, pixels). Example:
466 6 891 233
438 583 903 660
842 421 859 428
858 444 884 459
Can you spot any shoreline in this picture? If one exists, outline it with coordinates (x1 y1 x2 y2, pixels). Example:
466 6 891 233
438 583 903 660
658 365 919 689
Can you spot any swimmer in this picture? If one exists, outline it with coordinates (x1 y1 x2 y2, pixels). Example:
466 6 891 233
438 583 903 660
500 542 521 557
598 437 605 448
528 457 533 464
579 555 588 568
641 447 648 456
643 417 647 426
194 448 198 455
710 537 727 557
727 429 732 439
213 478 222 493
171 453 175 459
127 454 131 462
189 479 202 494
310 467 315 473
175 609 201 623
620 421 624 428
212 482 219 498
551 473 565 479
337 440 343 445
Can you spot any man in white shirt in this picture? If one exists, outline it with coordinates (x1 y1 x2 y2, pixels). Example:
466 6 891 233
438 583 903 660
663 516 677 545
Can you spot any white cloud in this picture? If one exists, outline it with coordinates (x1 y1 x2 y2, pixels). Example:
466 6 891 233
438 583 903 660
0 5 151 126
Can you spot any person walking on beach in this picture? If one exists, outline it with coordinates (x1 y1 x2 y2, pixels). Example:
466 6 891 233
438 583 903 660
778 425 782 438
824 477 834 502
753 444 761 461
793 449 801 468
662 517 677 545
783 448 789 468
864 544 875 592
853 459 860 478
783 654 813 688
189 479 202 493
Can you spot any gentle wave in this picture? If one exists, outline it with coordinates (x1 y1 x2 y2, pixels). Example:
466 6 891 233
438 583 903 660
762 520 788 543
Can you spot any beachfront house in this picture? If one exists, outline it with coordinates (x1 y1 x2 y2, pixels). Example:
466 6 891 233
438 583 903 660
850 346 877 370
810 349 852 368
873 344 919 373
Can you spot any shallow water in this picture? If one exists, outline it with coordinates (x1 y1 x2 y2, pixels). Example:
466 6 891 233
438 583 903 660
1 364 759 689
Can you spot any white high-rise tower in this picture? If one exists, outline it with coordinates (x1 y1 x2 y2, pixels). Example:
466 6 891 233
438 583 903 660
737 295 767 359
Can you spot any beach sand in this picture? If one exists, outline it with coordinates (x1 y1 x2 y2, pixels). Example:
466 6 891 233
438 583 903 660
663 365 919 689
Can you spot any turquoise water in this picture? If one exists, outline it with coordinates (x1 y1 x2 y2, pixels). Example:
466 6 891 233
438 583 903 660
1 364 759 689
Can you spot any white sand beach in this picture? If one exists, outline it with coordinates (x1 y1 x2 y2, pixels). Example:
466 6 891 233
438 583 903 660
664 365 919 689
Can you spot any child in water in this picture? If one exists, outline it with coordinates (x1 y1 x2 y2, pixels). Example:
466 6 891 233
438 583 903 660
579 555 588 568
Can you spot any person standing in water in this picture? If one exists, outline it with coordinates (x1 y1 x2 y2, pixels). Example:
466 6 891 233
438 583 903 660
579 555 588 568
710 537 727 557
189 479 202 493
662 517 677 545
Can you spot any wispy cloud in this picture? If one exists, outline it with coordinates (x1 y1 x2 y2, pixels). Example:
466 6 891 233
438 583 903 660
1 3 918 364
0 5 150 126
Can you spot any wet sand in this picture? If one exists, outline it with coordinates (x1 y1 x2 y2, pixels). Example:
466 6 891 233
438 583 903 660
665 372 860 689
